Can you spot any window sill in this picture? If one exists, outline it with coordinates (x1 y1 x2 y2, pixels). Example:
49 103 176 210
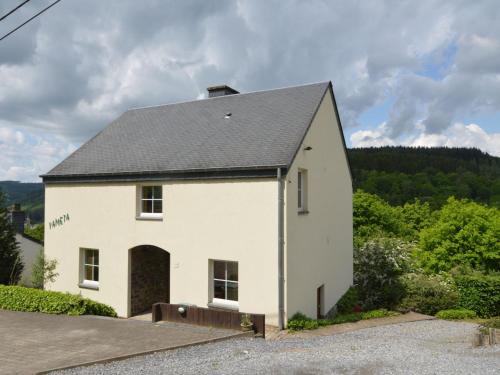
136 214 163 221
207 301 239 311
78 282 99 291
298 210 309 215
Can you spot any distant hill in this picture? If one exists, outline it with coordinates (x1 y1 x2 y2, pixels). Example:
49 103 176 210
1 147 498 223
348 147 500 208
0 181 44 223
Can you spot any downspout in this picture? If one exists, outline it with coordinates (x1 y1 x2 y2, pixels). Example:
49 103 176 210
277 168 285 329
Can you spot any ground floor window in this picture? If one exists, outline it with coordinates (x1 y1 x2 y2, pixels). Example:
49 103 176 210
80 248 99 289
212 260 238 307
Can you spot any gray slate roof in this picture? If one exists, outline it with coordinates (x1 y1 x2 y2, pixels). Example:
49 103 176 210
43 82 331 180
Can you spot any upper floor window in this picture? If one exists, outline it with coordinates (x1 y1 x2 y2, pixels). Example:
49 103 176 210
140 186 162 218
298 169 308 212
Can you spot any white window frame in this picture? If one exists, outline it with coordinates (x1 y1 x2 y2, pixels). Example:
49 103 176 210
212 260 239 309
139 185 163 219
80 248 99 289
298 169 307 212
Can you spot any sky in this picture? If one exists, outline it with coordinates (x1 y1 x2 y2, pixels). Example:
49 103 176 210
0 0 499 182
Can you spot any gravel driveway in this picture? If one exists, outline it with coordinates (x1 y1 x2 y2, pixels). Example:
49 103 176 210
53 320 500 375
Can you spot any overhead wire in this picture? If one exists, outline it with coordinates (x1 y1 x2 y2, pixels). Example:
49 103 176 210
0 0 31 23
0 0 63 42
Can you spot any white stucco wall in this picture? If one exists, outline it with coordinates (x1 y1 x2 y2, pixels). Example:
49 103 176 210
285 89 353 320
17 234 42 286
45 179 280 324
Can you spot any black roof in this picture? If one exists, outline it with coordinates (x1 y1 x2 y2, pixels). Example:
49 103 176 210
43 82 336 182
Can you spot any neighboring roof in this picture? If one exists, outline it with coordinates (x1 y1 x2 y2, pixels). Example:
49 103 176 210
43 81 336 182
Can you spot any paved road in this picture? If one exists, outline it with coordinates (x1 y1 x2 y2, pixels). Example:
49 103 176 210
54 320 500 375
0 309 244 374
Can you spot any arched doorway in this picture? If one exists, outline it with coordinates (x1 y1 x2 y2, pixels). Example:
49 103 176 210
129 245 170 316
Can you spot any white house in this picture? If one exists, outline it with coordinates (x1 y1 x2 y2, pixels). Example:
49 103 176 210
42 82 353 328
8 204 43 286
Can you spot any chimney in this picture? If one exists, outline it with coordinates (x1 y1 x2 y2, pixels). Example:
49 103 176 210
207 85 239 98
10 203 25 234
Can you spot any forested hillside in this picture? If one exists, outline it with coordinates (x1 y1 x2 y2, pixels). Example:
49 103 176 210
349 147 500 208
0 181 44 223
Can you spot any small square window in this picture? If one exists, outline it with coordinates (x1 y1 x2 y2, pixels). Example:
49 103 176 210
139 185 163 218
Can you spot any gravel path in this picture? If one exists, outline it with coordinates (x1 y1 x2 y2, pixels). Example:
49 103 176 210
53 320 500 375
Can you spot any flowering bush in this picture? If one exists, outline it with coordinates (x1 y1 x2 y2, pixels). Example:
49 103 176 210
354 237 414 309
398 273 458 315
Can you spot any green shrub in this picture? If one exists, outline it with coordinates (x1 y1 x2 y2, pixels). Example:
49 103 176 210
354 237 413 309
435 309 477 320
287 312 314 331
0 285 117 317
31 248 58 289
84 299 118 317
303 320 319 330
336 286 359 313
361 309 399 319
287 320 305 331
398 273 459 315
289 312 310 321
288 309 399 331
330 313 363 324
317 319 331 327
24 224 44 242
455 274 500 317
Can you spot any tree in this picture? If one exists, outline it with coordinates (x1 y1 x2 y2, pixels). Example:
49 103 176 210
0 191 23 284
31 248 58 289
416 197 500 273
397 199 434 240
353 190 408 247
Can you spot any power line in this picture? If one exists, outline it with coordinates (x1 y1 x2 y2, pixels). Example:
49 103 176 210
0 0 62 43
0 0 31 22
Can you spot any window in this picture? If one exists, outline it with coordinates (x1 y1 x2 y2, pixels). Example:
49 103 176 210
212 260 238 308
80 248 99 289
298 169 307 212
140 186 162 217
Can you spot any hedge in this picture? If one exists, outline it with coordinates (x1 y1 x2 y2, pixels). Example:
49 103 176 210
0 285 117 317
435 308 477 320
455 274 500 318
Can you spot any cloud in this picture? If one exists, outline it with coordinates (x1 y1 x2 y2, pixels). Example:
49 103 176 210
349 123 396 148
0 122 76 182
351 122 500 157
0 0 499 181
411 123 500 156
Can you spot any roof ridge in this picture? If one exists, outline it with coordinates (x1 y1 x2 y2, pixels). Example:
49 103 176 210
127 81 330 112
